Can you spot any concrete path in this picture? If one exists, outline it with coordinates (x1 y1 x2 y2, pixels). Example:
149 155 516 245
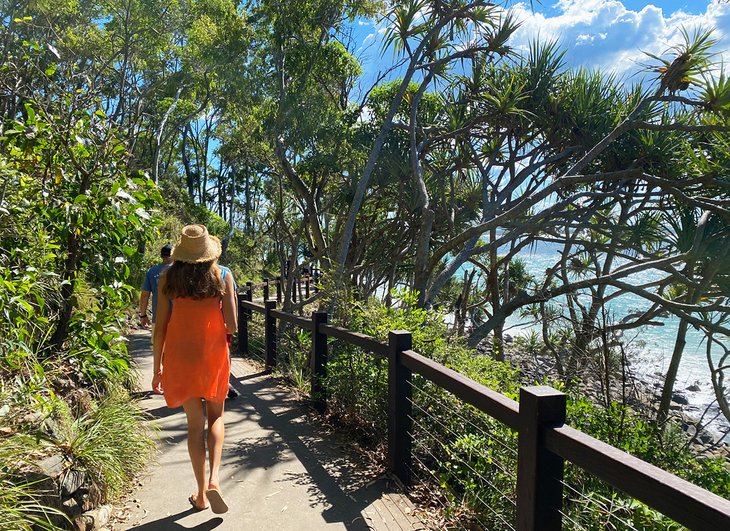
113 330 424 530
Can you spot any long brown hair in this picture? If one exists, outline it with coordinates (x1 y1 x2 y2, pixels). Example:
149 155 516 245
162 260 225 299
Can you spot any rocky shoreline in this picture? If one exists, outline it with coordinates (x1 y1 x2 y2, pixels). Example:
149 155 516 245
475 335 730 460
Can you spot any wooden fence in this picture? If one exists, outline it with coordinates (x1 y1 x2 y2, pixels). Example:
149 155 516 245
244 267 320 304
236 280 730 531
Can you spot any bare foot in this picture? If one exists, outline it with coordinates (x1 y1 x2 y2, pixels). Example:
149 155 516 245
188 493 208 511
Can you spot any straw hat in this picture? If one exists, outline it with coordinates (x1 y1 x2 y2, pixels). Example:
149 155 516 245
171 224 221 263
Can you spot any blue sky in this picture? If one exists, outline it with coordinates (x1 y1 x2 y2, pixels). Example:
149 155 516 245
352 1 730 95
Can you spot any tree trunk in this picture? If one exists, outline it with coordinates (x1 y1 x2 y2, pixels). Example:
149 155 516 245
335 11 459 271
47 232 79 353
152 85 183 183
657 211 713 424
489 227 503 361
244 169 252 233
181 126 196 201
658 319 689 425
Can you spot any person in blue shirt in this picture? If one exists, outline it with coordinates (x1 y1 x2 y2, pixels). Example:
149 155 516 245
139 244 174 338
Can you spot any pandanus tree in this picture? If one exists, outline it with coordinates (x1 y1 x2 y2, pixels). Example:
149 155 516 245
658 208 730 424
335 0 520 282
462 28 730 347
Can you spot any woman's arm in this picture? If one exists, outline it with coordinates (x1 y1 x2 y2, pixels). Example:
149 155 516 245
152 275 171 393
221 272 238 335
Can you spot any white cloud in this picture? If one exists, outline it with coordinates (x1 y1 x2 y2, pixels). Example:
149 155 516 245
510 0 730 79
362 32 377 46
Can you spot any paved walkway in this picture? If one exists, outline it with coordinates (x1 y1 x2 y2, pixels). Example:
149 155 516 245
114 330 424 530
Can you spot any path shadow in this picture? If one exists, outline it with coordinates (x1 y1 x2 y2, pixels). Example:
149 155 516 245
126 332 418 530
129 330 152 360
127 510 224 530
230 370 269 383
227 368 409 529
145 404 185 421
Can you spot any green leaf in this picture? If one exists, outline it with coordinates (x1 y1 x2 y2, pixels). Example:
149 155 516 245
25 103 35 122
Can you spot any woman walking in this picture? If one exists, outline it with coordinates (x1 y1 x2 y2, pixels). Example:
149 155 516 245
152 224 237 514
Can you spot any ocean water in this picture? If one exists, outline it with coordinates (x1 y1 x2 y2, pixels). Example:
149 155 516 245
458 240 728 423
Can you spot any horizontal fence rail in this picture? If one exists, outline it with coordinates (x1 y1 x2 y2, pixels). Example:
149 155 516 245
318 323 389 357
236 279 730 531
545 425 730 530
271 309 313 330
402 349 520 429
241 299 264 313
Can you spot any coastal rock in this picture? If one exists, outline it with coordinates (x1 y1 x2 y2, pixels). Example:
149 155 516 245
61 470 87 497
75 514 93 531
38 454 66 478
62 497 84 519
78 505 112 530
475 338 492 357
671 393 689 405
698 431 714 445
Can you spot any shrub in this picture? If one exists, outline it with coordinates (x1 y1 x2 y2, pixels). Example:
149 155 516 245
319 289 730 529
0 473 68 531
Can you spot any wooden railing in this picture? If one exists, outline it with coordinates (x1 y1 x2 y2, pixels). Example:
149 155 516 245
244 268 320 304
236 281 730 531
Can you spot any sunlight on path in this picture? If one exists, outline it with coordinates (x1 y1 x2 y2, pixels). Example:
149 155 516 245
112 330 424 530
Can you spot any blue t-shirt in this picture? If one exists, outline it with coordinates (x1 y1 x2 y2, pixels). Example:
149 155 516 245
142 263 172 322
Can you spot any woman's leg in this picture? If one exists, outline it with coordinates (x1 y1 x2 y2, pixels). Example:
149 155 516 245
205 400 225 489
182 397 208 508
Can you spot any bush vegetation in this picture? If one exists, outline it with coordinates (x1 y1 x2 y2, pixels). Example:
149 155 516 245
264 289 730 529
0 84 160 525
3 0 730 528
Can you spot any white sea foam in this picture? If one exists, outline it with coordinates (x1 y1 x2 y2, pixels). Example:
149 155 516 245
458 240 729 436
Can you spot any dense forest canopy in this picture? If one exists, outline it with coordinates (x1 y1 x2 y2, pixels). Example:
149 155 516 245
2 0 730 430
2 1 730 528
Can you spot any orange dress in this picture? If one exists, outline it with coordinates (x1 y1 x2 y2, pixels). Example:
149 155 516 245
161 296 230 408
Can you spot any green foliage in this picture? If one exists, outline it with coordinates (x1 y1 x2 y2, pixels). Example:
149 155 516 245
52 387 156 503
276 327 313 394
319 290 730 528
2 386 155 506
0 41 160 520
543 391 730 528
0 473 68 531
3 1 730 528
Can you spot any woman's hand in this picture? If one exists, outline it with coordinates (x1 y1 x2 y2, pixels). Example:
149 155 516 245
152 370 163 394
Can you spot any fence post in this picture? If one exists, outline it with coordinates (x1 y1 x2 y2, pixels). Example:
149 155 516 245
276 276 282 303
292 276 297 303
516 386 566 531
305 275 310 299
263 278 270 301
310 311 328 414
388 330 413 486
237 285 252 357
264 299 277 371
